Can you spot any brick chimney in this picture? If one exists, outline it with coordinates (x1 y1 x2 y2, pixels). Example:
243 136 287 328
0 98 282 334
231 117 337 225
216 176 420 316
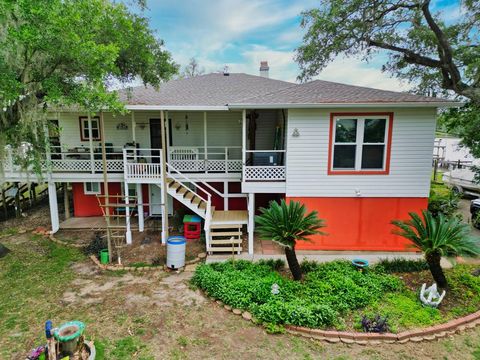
259 61 269 78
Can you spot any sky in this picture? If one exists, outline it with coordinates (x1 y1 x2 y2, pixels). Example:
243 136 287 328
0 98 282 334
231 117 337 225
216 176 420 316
140 0 462 91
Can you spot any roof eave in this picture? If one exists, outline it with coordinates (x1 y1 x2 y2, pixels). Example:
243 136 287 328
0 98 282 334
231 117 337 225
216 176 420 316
126 105 230 111
228 102 464 109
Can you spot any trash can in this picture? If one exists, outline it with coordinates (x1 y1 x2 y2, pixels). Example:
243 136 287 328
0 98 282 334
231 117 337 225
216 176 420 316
166 236 186 269
100 249 109 264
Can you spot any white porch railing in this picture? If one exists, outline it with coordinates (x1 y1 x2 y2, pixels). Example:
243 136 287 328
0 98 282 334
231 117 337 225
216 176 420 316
243 150 286 181
123 148 163 182
168 146 242 173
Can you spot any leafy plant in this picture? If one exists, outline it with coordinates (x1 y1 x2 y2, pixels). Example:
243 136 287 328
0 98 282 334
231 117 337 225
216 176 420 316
83 232 107 257
374 258 429 274
255 200 326 281
300 260 322 274
257 258 285 271
392 211 480 288
191 260 402 329
361 315 389 333
428 188 460 218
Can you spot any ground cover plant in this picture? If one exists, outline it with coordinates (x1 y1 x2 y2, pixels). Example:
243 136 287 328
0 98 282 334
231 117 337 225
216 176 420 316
192 259 480 332
192 260 401 329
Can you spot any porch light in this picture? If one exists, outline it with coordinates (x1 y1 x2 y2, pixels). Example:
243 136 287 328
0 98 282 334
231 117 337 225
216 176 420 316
292 128 300 137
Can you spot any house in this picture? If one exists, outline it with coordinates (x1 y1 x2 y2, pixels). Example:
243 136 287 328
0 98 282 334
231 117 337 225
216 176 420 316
2 62 458 254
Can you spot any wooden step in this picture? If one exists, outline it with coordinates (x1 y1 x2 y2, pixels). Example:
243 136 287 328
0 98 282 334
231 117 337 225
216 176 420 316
184 192 194 201
210 239 243 245
169 182 180 191
210 231 242 237
210 224 243 229
176 187 187 196
191 197 201 206
198 202 206 210
208 246 242 252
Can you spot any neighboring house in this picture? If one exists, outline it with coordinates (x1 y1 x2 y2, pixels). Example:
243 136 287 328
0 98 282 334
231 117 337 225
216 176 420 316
2 63 458 254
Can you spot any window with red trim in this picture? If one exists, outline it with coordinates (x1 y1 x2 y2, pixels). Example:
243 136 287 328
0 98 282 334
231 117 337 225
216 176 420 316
328 113 393 175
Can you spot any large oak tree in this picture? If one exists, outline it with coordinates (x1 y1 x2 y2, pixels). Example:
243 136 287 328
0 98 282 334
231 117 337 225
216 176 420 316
0 0 178 165
296 0 479 158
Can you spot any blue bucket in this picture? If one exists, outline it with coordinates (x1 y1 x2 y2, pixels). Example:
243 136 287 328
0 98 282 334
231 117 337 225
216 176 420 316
167 236 186 245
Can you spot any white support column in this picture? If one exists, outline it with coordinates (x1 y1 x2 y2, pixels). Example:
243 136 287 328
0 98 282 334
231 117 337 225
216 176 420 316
124 182 133 244
242 109 246 180
203 111 208 171
131 111 136 144
136 183 144 232
160 110 169 245
248 192 254 255
223 181 229 210
48 182 60 233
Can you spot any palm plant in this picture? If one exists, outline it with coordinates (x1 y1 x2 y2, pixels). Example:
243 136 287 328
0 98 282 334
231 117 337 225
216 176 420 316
255 200 326 281
392 210 480 288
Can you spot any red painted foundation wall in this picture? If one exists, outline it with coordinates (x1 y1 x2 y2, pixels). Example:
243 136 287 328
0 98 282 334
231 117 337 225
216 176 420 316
287 197 427 251
196 182 247 211
72 183 149 217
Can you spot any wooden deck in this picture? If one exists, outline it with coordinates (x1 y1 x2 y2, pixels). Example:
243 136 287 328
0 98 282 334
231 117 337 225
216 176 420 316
211 210 248 225
60 216 139 230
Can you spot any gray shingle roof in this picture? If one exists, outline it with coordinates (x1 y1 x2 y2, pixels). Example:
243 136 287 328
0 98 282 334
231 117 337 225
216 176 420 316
232 79 451 105
118 73 452 107
118 73 293 106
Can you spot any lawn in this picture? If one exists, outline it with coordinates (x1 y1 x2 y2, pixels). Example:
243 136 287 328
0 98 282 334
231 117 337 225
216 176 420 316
2 231 480 359
192 259 480 333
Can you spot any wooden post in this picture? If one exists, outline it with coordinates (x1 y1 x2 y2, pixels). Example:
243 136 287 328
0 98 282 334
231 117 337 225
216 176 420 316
14 182 21 218
63 182 70 219
160 110 169 244
2 187 7 218
100 112 113 263
137 183 144 232
87 114 95 173
242 110 247 180
124 182 132 244
248 193 254 255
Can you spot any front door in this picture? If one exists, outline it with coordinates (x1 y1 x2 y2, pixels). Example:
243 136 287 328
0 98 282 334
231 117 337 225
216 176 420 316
149 185 173 216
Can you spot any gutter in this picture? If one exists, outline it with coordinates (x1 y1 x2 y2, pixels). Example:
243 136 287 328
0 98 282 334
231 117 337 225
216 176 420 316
227 102 464 109
125 105 229 111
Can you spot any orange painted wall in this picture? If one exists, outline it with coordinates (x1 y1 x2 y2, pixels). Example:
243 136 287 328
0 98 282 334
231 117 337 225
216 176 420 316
287 197 427 251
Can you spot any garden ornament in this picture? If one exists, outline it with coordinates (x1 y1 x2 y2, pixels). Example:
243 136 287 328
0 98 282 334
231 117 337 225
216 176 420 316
271 283 280 295
420 283 446 307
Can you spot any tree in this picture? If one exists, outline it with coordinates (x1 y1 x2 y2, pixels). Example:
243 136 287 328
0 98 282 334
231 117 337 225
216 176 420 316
392 210 480 288
255 200 326 281
0 0 178 167
296 0 480 102
182 58 205 78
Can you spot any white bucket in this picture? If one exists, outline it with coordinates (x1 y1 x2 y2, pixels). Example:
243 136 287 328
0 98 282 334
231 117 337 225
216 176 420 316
166 236 186 269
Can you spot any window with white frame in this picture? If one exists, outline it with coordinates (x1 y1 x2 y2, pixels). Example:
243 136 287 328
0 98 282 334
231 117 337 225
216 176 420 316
84 182 101 195
331 116 389 172
79 116 101 141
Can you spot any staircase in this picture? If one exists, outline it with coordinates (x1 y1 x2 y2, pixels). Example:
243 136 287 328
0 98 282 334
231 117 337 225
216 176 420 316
165 163 246 254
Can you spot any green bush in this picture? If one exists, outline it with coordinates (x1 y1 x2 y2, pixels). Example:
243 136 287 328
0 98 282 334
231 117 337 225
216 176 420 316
300 260 321 273
428 187 460 218
374 258 429 273
192 260 402 328
257 258 285 271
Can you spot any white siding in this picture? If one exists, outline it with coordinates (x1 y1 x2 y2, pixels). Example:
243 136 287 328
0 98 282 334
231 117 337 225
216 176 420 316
285 108 436 198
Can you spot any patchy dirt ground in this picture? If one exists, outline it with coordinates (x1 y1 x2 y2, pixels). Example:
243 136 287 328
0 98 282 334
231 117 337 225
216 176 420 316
1 233 479 360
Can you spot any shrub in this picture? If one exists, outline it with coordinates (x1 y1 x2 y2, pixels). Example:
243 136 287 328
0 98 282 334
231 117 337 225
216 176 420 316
374 258 429 273
83 232 107 257
192 260 402 328
300 260 321 273
428 187 460 218
257 258 285 271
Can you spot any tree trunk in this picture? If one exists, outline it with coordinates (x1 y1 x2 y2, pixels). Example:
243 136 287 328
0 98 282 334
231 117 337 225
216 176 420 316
285 245 302 281
426 252 447 288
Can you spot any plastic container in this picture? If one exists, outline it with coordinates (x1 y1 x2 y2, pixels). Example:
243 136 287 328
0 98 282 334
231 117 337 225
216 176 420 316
100 249 109 264
166 236 186 269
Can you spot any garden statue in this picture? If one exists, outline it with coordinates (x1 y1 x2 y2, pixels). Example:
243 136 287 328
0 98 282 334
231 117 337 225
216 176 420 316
420 283 446 308
271 283 280 295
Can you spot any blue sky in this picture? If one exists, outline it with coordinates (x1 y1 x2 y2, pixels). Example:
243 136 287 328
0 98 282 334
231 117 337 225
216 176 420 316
140 0 462 91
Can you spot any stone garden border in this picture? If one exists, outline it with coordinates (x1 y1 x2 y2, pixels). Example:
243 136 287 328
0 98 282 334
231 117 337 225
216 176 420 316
203 292 480 344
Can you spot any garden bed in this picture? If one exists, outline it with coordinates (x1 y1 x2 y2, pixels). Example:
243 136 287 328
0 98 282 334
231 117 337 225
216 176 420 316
191 259 480 333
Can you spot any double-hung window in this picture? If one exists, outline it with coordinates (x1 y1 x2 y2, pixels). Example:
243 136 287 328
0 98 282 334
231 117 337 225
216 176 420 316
329 113 392 174
84 182 101 195
79 116 101 141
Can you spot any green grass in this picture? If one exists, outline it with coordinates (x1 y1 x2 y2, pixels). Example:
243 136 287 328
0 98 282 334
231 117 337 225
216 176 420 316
110 336 154 360
0 235 85 357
